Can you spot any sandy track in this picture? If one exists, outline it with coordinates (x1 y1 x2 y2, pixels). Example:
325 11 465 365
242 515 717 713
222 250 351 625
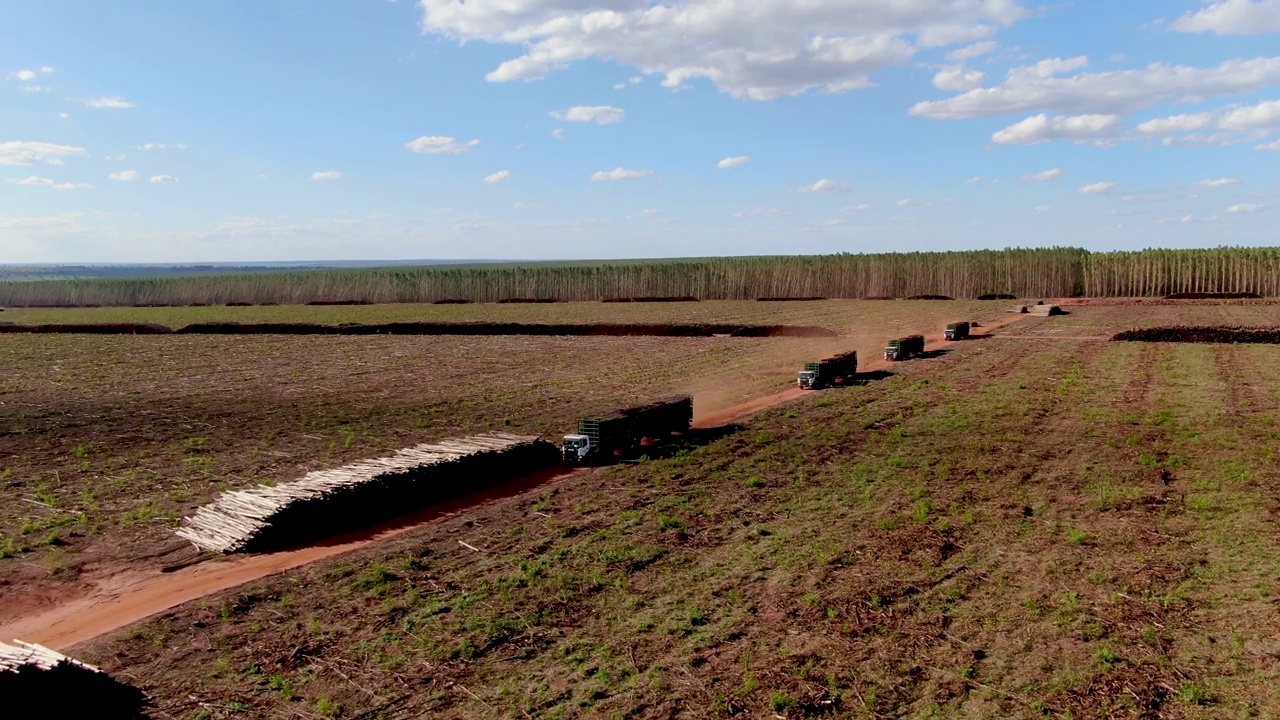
2 308 1038 650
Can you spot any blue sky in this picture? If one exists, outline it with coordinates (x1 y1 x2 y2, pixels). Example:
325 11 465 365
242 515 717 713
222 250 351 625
2 0 1279 262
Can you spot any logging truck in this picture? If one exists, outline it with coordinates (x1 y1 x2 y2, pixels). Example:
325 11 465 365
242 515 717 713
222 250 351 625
945 322 971 340
562 396 693 464
884 334 925 361
797 350 857 390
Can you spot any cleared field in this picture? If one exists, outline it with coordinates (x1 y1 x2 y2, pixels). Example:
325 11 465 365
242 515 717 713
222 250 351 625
69 310 1280 718
0 300 999 622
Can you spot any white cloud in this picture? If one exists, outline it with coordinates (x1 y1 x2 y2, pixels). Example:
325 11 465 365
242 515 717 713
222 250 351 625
0 141 87 166
795 178 848 193
992 114 1121 144
1022 167 1065 182
1196 177 1241 187
844 203 873 212
82 96 135 109
614 83 627 89
405 135 480 154
149 175 179 184
8 69 36 82
40 66 54 74
108 170 139 182
717 155 752 169
965 176 984 184
897 198 932 207
590 167 652 182
933 65 986 91
946 41 998 62
550 105 625 124
19 85 50 94
11 176 91 190
912 55 1280 119
734 206 789 218
420 0 1028 101
140 143 188 151
630 76 643 85
1173 0 1280 35
310 171 343 181
58 113 70 119
804 219 848 232
1031 205 1052 212
1079 181 1117 194
551 128 566 139
1134 99 1280 146
1156 214 1203 225
483 169 511 183
1228 203 1265 213
1258 138 1280 150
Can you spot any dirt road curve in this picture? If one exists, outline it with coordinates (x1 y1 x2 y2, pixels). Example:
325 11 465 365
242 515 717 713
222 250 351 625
2 308 1041 650
1 466 588 649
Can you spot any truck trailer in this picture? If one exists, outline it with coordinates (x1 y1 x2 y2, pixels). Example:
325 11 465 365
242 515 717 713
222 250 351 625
884 334 925 361
945 322 971 341
797 350 857 389
562 395 693 464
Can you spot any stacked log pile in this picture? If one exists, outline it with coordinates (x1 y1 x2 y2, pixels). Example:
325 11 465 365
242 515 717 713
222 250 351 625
176 433 558 554
0 640 149 718
0 321 839 338
1113 326 1280 344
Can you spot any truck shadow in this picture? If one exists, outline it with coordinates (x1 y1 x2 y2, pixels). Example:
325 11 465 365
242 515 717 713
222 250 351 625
914 348 953 359
626 424 746 461
851 370 895 384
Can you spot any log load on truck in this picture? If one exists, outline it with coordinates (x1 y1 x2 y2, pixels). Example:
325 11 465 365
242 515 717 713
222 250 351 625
945 322 971 340
884 334 925 361
797 350 857 389
562 395 693 464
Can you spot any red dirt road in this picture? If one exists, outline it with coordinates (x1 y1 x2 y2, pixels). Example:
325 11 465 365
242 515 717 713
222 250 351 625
3 308 1038 650
0 466 588 649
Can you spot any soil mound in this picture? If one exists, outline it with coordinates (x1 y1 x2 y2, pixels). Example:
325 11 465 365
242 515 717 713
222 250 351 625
0 321 838 338
0 322 172 334
907 294 954 300
172 322 841 338
497 298 558 304
225 301 254 306
860 296 896 300
756 297 826 302
1113 326 1280 344
432 299 472 305
305 300 372 306
977 293 1017 300
602 296 700 303
1163 292 1262 300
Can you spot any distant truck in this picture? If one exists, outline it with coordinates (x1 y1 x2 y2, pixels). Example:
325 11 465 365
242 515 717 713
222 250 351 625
884 334 925 361
562 396 693 464
797 350 857 390
945 322 971 341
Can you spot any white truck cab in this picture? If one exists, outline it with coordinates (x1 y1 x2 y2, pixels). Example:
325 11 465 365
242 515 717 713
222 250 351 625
562 434 592 461
797 370 817 389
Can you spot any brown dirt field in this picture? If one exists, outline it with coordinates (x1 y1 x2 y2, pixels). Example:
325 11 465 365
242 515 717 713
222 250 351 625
0 301 1003 636
50 302 1280 718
